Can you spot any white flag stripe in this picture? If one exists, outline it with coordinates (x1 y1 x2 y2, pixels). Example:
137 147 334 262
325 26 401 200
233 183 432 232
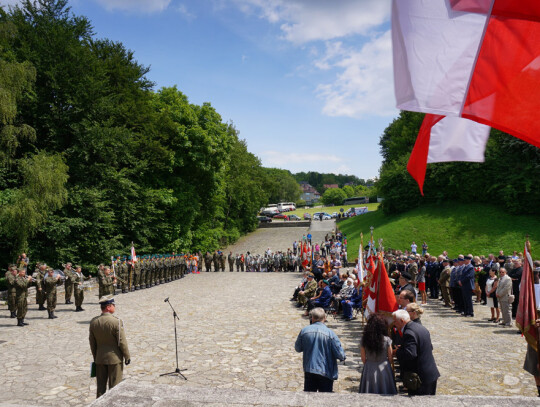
427 116 490 163
392 0 489 116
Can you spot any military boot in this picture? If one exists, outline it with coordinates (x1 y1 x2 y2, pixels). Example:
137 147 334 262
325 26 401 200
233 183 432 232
39 305 46 311
10 311 16 318
21 319 28 325
17 319 24 326
48 311 54 319
51 312 57 319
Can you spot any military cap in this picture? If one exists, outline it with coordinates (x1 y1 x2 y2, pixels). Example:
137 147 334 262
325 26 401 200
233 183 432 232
464 255 472 260
322 279 329 285
307 273 314 278
75 265 81 269
98 295 115 305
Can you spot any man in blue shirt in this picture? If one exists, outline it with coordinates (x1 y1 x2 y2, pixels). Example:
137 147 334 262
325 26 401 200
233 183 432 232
295 307 346 392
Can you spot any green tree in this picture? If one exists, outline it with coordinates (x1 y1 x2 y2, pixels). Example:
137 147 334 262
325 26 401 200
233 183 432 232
321 187 347 206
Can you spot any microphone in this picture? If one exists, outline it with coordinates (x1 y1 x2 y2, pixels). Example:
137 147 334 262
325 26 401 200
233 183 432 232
164 297 169 303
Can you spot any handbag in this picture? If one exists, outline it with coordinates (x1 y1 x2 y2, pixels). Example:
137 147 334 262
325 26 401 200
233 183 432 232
402 371 422 391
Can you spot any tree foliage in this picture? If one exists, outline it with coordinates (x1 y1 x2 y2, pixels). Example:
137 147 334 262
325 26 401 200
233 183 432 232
377 111 540 215
0 0 280 267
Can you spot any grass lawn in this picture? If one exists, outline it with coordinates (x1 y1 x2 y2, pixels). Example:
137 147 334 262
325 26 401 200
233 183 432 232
285 203 380 218
338 203 540 261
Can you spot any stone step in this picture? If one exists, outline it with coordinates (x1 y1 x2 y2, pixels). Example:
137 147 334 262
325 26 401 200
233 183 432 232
90 381 539 407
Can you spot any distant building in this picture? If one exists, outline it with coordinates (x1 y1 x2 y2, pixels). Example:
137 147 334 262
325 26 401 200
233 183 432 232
323 184 339 189
300 183 321 205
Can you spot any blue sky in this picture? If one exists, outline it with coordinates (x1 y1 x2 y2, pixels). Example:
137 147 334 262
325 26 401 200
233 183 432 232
4 0 398 180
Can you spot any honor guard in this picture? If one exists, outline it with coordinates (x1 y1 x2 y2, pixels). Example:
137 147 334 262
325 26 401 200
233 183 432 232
5 265 18 318
64 262 74 304
228 252 235 272
35 263 47 310
15 268 33 326
73 265 88 311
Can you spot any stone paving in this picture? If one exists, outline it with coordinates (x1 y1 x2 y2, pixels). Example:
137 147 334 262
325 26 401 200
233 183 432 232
0 220 537 406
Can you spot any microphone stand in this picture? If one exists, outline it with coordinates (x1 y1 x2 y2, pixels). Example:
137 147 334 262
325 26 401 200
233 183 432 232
160 298 187 379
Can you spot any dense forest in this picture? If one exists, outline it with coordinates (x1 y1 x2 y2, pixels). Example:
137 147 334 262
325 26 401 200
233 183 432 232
377 111 540 215
293 171 374 193
0 0 299 268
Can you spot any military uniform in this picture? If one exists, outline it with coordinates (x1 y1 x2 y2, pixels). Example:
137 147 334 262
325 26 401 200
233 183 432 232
15 271 31 326
89 297 130 398
99 271 116 296
227 253 235 272
44 271 61 318
64 265 75 304
118 261 128 293
35 266 47 310
439 263 452 307
5 268 17 318
73 267 87 311
212 251 219 272
297 277 317 305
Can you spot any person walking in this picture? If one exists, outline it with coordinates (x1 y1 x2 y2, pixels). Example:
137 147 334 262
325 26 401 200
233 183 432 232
44 267 61 319
15 267 33 326
359 313 397 395
89 296 131 398
295 307 346 392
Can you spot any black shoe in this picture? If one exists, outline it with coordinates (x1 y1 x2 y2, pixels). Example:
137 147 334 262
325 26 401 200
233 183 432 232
17 319 24 327
48 311 54 319
39 305 46 311
10 311 16 318
52 312 57 319
65 300 71 304
22 319 28 325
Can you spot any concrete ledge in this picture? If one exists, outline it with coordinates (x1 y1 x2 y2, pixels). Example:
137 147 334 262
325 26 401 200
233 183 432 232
258 221 311 228
90 381 540 407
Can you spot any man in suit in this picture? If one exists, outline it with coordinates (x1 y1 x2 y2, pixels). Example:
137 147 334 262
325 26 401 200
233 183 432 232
89 296 131 398
459 255 475 317
394 309 440 395
496 268 513 327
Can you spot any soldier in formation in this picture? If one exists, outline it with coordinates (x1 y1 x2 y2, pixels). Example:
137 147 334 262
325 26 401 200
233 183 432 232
44 267 62 319
15 267 33 326
64 262 75 304
5 265 18 318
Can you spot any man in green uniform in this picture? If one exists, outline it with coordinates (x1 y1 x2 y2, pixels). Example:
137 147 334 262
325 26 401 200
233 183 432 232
89 296 131 398
219 251 226 272
212 251 219 272
228 252 235 272
73 265 88 311
99 267 117 297
297 274 317 306
44 267 61 319
35 263 47 309
15 268 33 326
64 262 75 304
203 251 211 272
118 258 128 293
5 265 18 318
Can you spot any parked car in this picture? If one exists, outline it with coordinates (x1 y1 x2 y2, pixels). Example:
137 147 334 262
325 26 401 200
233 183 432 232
331 212 338 218
303 213 312 220
289 214 301 221
273 213 290 220
261 209 279 217
257 216 272 223
313 212 332 220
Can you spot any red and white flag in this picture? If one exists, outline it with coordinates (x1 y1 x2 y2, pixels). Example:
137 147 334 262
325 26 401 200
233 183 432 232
364 254 398 319
131 244 137 263
516 243 539 352
393 0 540 193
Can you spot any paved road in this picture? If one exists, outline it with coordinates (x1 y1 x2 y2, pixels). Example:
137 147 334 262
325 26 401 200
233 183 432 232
0 220 535 406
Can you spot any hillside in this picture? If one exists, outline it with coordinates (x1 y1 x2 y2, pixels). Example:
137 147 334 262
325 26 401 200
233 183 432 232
338 203 540 260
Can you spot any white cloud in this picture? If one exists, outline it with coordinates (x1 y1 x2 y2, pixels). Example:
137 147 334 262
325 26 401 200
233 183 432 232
316 31 397 118
176 3 195 20
94 0 171 13
231 0 390 44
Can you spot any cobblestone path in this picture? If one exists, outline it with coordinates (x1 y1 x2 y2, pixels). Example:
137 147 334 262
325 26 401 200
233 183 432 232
0 221 536 406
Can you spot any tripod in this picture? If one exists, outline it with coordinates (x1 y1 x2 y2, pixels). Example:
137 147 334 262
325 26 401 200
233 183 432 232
160 298 187 380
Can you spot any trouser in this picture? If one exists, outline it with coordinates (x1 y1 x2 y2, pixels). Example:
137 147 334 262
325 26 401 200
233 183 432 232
341 300 360 319
46 292 57 312
95 363 123 398
213 262 219 272
16 295 27 319
7 291 17 312
304 372 333 392
206 262 211 272
220 262 226 272
229 262 234 272
37 286 45 306
462 287 474 315
133 272 140 288
512 284 520 318
65 282 73 302
241 263 245 272
297 293 312 306
500 299 512 325
429 277 439 298
74 288 84 307
441 285 451 306
452 287 463 311
408 379 437 396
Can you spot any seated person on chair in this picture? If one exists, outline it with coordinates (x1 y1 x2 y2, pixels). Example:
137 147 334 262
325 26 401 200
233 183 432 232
297 274 317 307
341 282 363 321
304 280 332 316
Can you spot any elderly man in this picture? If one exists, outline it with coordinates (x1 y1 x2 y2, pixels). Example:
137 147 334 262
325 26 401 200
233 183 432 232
297 274 317 307
304 279 333 316
394 309 440 395
295 307 346 392
89 296 131 398
398 272 416 296
496 268 513 327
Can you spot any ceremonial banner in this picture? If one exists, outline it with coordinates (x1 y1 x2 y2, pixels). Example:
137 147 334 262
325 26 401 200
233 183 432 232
364 254 398 319
516 243 539 352
131 244 137 263
393 0 540 192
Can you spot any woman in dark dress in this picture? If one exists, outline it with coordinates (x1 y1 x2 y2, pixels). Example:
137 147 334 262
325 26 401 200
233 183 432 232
359 313 397 394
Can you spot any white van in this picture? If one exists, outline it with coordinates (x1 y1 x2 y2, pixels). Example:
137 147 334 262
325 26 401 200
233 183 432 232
278 202 296 212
